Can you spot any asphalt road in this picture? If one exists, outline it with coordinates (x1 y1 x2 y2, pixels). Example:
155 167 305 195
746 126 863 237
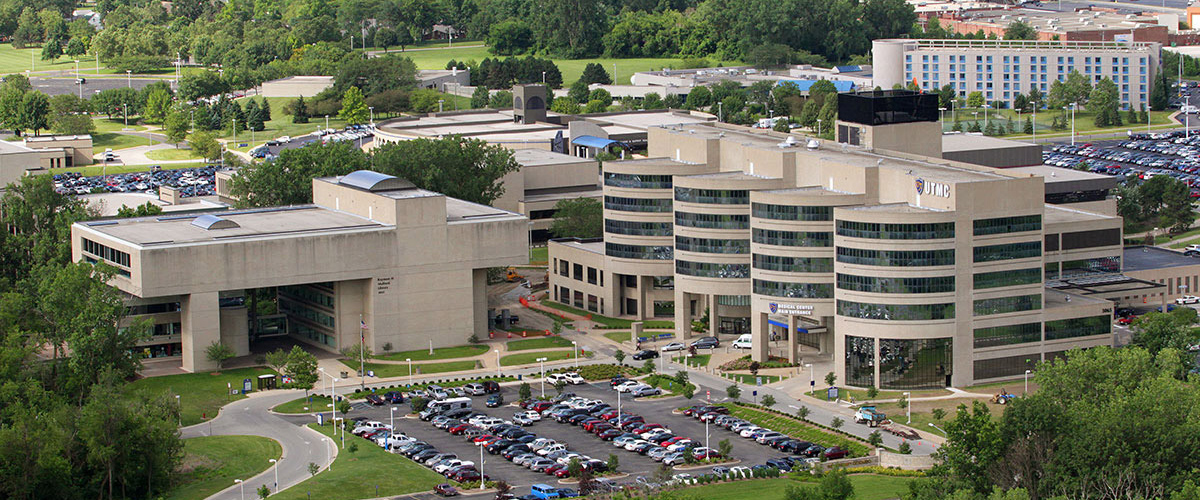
30 76 157 97
180 390 335 500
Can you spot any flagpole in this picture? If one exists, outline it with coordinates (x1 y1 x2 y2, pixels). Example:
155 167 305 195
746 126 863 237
359 314 366 391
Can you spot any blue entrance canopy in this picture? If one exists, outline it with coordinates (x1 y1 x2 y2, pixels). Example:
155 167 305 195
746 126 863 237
767 319 809 333
571 135 620 148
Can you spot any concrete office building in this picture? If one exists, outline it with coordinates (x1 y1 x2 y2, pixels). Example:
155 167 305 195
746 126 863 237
72 171 526 372
872 39 1159 111
549 90 1135 388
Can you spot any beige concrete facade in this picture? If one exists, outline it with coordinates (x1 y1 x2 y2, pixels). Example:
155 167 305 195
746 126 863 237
72 171 527 372
0 140 45 189
24 134 94 168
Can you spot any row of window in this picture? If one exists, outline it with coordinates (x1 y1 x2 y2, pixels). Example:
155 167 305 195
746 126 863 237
675 187 749 205
974 294 1042 316
753 279 833 298
836 247 956 267
910 54 1147 66
752 228 832 247
836 274 955 294
279 285 335 309
1045 315 1111 341
974 241 1042 262
753 254 835 273
974 267 1042 289
845 335 954 389
556 258 602 286
604 219 672 236
605 242 673 260
279 297 336 329
837 300 956 321
974 322 1041 348
675 212 749 229
82 238 131 267
604 195 672 213
836 221 955 240
605 172 673 189
556 286 602 313
751 203 833 221
1045 256 1121 279
675 260 749 278
676 236 749 254
973 215 1042 236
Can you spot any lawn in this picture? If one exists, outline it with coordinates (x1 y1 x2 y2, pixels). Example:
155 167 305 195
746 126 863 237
676 474 917 500
499 350 575 366
229 96 348 143
506 336 573 351
51 161 206 176
539 300 673 329
374 345 488 362
272 395 335 414
868 396 994 438
125 367 279 426
270 424 444 500
724 373 783 385
673 354 711 367
944 106 1175 137
604 331 633 343
530 246 548 265
834 387 951 402
93 131 156 151
145 147 203 161
723 404 872 457
1163 227 1200 248
168 435 282 500
0 43 108 75
93 118 146 133
361 360 480 378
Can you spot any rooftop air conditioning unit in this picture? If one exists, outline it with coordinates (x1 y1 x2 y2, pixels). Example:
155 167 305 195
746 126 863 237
806 139 820 150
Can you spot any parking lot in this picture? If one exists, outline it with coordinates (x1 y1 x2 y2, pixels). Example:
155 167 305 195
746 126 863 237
53 165 217 197
344 380 784 496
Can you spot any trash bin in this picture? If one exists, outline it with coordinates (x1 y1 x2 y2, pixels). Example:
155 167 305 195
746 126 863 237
340 371 349 378
517 374 523 380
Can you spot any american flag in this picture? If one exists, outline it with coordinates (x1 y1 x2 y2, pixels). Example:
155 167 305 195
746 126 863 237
360 319 367 343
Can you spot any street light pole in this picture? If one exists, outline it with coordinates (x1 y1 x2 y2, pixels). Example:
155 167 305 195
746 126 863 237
369 106 374 125
406 358 413 387
816 118 822 137
325 115 329 132
903 392 911 424
478 443 486 491
1024 369 1031 394
126 70 131 88
269 458 279 492
234 479 244 500
175 395 181 426
572 341 578 368
494 349 501 378
806 363 813 395
538 357 548 397
75 60 80 99
1032 101 1038 140
438 99 445 113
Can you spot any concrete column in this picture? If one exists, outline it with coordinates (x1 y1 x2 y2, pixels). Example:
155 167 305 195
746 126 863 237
708 294 718 336
473 269 489 338
181 291 221 373
219 306 250 356
872 337 881 390
637 275 649 320
750 311 769 362
819 316 833 354
631 322 643 344
787 314 798 363
674 289 692 340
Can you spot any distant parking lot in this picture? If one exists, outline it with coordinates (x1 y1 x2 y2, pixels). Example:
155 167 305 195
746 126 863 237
31 76 156 97
54 165 217 198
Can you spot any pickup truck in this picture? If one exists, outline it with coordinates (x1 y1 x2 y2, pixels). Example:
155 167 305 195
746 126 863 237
853 406 887 426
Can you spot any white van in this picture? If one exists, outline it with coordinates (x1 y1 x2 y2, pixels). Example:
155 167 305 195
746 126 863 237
1183 104 1199 114
732 334 753 350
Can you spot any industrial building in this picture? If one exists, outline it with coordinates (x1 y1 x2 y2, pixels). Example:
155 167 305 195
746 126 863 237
548 90 1140 389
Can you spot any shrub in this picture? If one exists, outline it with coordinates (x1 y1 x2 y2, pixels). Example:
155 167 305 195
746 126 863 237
830 417 843 429
726 384 741 399
866 387 879 399
518 382 532 400
761 394 776 407
410 397 429 412
614 350 626 365
682 385 695 399
898 441 912 454
867 431 882 447
606 454 619 472
642 359 656 374
796 405 811 420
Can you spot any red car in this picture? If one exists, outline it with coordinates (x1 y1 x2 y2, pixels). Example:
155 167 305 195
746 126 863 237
598 428 623 440
544 464 566 476
452 470 488 482
591 424 614 435
434 484 458 496
473 435 495 444
448 423 471 435
823 447 849 460
531 401 554 412
1116 316 1136 326
598 410 618 420
553 467 573 478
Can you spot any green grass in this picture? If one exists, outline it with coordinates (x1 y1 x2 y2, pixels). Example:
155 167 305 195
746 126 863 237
93 118 146 133
271 424 444 500
530 246 548 265
227 96 347 145
1164 227 1200 248
834 387 950 402
539 300 674 329
361 360 480 378
0 43 110 75
145 148 203 161
506 336 573 351
604 331 633 343
723 404 872 457
272 395 335 414
499 350 575 366
51 162 206 176
93 131 157 151
673 354 711 367
125 367 279 426
168 435 282 500
946 106 1175 137
373 345 488 362
724 373 783 385
676 474 917 500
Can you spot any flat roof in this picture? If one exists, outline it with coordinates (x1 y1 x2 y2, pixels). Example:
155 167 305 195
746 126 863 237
445 197 524 222
1044 288 1112 308
847 202 944 214
24 134 92 143
80 206 388 247
1046 273 1164 296
685 171 774 181
81 193 228 217
1123 245 1200 272
550 237 604 254
1043 204 1117 225
941 133 1035 152
1008 165 1119 193
0 140 34 154
524 187 603 204
586 111 712 131
512 149 596 167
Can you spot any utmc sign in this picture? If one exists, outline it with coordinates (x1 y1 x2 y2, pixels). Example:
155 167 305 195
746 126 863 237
916 178 950 198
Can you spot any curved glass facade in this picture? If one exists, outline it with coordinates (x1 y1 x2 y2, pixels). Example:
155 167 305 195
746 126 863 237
973 215 1042 236
836 274 955 294
675 236 749 254
604 219 673 236
753 254 835 273
837 300 956 320
973 268 1042 289
604 242 673 260
674 187 750 204
604 196 672 213
605 172 673 189
973 241 1042 262
846 335 875 387
675 260 750 278
753 279 834 298
752 228 833 247
879 338 953 389
973 294 1042 316
675 212 750 229
973 322 1041 348
836 221 955 240
836 247 956 267
751 203 833 221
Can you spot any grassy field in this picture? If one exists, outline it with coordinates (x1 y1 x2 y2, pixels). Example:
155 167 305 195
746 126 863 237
867 396 995 438
93 118 146 133
145 147 203 161
94 131 156 150
834 387 951 402
673 354 711 367
604 331 632 343
374 345 488 362
530 246 548 265
229 96 348 144
361 360 480 378
539 300 674 329
675 474 917 500
271 424 444 500
125 367 279 426
724 404 872 457
506 336 573 351
168 435 282 500
272 395 335 414
500 350 575 366
50 161 206 176
945 106 1175 137
0 43 107 75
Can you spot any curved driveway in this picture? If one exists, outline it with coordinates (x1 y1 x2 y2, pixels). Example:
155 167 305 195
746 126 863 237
181 390 337 499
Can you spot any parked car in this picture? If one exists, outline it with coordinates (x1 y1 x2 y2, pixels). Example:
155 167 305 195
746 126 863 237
365 394 385 405
562 372 585 385
632 350 659 360
434 484 459 496
631 386 662 397
690 336 720 349
823 446 850 460
661 342 686 352
1176 295 1200 305
486 394 505 408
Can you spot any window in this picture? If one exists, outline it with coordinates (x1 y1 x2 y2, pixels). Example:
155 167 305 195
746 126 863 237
973 268 1042 289
753 254 834 273
573 264 583 281
652 276 674 289
845 336 875 387
717 295 751 306
836 274 955 294
675 212 749 229
558 259 569 276
605 219 672 236
973 215 1042 235
82 238 131 267
279 285 334 309
674 187 749 205
836 247 955 267
836 221 955 240
604 196 671 213
605 242 673 260
675 236 749 254
604 172 673 189
974 323 1041 348
1060 228 1121 250
973 294 1042 316
1045 315 1111 340
653 300 674 317
751 203 832 221
973 241 1041 262
587 267 597 285
529 209 557 220
836 300 956 320
1047 256 1121 279
878 338 953 388
675 260 749 278
752 228 832 247
974 354 1038 380
753 279 834 298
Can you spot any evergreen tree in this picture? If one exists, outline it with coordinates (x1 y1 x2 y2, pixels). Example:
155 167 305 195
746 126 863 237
969 121 982 133
952 118 962 132
471 85 490 108
568 79 590 104
1024 116 1034 134
1127 106 1138 125
580 63 612 85
984 121 996 136
292 96 309 123
258 97 271 122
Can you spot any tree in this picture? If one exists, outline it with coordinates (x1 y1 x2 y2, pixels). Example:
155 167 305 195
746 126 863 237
143 88 172 124
795 406 810 420
229 142 368 207
64 37 87 58
1004 21 1037 40
41 36 64 61
1064 70 1092 107
830 417 844 429
308 462 320 476
285 345 319 394
554 380 567 395
1132 308 1199 363
471 85 490 109
116 202 163 218
19 91 51 136
935 401 1004 493
748 43 796 69
862 0 917 40
580 63 612 85
686 86 712 109
642 359 655 373
292 96 310 123
932 407 947 422
549 197 602 238
1023 117 1034 134
189 131 221 161
568 79 590 104
761 394 776 407
897 441 912 455
825 371 837 386
868 430 883 447
49 94 94 135
726 384 741 399
1151 73 1169 111
244 99 264 132
164 111 189 147
866 386 879 400
583 99 608 114
370 137 521 205
339 86 369 125
487 19 534 56
966 91 985 108
606 453 620 472
1090 77 1121 128
257 484 270 499
206 341 235 369
518 382 532 401
614 350 626 365
264 348 289 374
489 90 513 109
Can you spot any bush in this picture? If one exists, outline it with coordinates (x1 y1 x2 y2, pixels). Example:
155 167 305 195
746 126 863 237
898 441 912 454
761 394 776 407
606 454 619 472
726 384 741 399
410 397 429 412
830 417 844 429
642 359 656 374
682 385 695 399
842 466 926 477
574 364 629 380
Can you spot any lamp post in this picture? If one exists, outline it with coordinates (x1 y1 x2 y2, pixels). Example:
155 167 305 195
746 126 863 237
175 395 181 426
234 479 244 500
438 99 445 113
1068 102 1077 145
406 358 413 386
126 70 131 88
805 363 813 395
390 407 398 443
369 106 374 125
1024 369 1031 394
1032 101 1039 140
938 106 946 129
323 437 331 471
325 115 329 133
903 392 911 424
269 458 279 492
816 118 822 137
616 384 622 430
75 60 81 98
572 341 578 368
718 102 723 122
494 349 501 378
982 103 990 129
538 357 548 397
542 71 546 84
477 442 486 491
659 346 665 372
928 422 945 434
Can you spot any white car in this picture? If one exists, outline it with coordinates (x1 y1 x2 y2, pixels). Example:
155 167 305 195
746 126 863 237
546 373 569 385
739 426 763 438
661 342 686 352
615 381 642 393
278 136 292 143
563 372 586 385
623 439 648 452
529 438 557 451
1176 295 1200 305
729 466 754 478
666 440 693 452
614 436 638 448
536 443 567 456
517 410 542 421
433 459 473 473
670 473 697 485
512 414 534 426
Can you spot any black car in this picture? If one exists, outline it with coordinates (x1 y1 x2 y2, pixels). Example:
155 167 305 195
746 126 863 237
765 458 793 472
781 440 814 454
610 376 630 387
690 336 720 349
632 350 659 360
365 394 385 405
384 391 405 404
486 394 504 407
482 380 501 393
502 444 531 459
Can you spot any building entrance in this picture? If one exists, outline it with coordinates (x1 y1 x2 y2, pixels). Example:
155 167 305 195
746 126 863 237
719 317 749 335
